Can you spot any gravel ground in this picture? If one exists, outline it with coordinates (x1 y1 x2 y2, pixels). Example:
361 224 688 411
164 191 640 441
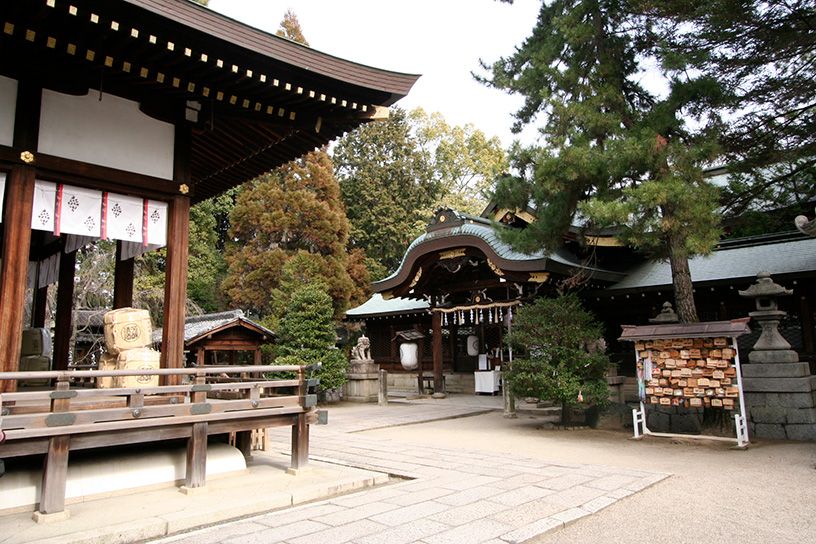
363 411 816 544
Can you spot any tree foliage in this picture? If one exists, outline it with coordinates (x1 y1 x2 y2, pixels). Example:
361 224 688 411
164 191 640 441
410 108 507 214
333 107 507 279
481 0 725 322
638 1 816 224
222 150 368 325
222 11 368 324
506 294 609 421
333 108 441 279
276 284 348 392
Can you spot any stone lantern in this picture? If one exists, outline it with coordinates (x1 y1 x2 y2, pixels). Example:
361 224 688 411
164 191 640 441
738 272 798 363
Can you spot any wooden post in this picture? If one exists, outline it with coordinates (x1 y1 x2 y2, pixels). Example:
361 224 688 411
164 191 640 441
290 368 309 471
36 379 71 519
800 292 814 356
378 369 388 406
160 195 190 385
0 166 36 393
184 372 207 491
113 241 135 309
52 251 77 372
32 286 49 328
432 311 445 397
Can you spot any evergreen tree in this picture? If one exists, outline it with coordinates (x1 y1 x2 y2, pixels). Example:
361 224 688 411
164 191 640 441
275 284 348 393
333 107 506 278
638 1 816 224
506 294 609 425
222 11 368 324
481 0 724 322
333 107 440 279
223 149 366 325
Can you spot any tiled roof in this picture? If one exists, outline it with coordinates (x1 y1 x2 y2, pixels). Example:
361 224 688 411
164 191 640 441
610 236 816 290
619 318 751 341
345 294 430 319
376 221 617 287
152 310 274 344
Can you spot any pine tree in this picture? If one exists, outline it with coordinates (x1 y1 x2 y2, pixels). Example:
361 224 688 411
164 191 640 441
482 0 724 322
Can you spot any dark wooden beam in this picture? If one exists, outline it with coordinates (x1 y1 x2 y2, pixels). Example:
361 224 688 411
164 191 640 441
0 166 36 392
0 146 186 200
32 286 49 328
432 311 444 396
160 195 190 384
52 251 77 372
113 241 135 309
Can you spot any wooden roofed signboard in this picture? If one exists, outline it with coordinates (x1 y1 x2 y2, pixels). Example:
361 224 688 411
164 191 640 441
0 0 418 392
619 319 752 448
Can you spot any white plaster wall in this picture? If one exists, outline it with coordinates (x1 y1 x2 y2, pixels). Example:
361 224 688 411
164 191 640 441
0 443 246 512
0 75 17 146
38 90 175 179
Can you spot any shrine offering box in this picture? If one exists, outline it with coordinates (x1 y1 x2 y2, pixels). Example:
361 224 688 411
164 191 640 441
116 348 160 388
104 307 153 354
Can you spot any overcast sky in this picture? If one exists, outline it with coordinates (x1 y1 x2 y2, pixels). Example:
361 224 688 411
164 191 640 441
207 0 542 148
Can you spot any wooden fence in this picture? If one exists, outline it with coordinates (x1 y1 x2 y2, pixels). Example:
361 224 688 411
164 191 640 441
0 365 323 519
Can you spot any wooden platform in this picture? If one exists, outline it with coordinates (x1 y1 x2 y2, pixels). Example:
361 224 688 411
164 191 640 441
0 365 323 519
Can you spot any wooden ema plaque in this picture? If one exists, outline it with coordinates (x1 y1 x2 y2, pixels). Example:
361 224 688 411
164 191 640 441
637 337 737 410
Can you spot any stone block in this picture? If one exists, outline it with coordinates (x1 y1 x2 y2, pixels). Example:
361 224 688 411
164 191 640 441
671 413 702 434
785 424 816 441
646 410 670 431
748 350 799 364
744 392 766 407
778 392 816 409
787 408 816 425
753 423 787 440
741 362 811 378
748 406 788 424
742 376 815 393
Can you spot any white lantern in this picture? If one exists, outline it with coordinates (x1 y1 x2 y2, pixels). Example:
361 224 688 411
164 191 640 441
466 335 479 356
400 342 419 370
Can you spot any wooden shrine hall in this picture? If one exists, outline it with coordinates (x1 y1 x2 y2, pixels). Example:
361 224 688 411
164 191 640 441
0 0 419 393
349 208 626 395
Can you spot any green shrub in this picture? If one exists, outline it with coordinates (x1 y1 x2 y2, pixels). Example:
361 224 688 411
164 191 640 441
507 294 609 422
276 284 348 393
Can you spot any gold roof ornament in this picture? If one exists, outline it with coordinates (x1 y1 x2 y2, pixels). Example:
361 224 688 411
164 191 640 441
528 272 550 283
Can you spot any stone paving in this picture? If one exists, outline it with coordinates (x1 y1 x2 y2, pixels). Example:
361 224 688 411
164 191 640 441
152 398 669 544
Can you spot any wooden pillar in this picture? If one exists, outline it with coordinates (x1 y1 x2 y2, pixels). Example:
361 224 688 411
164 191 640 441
37 379 71 517
52 251 77 372
184 373 207 490
253 349 262 365
432 310 444 396
290 368 309 470
160 195 190 385
0 166 36 393
113 241 135 309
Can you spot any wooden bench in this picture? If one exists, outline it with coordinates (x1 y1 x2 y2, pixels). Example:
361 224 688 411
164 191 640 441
0 364 323 520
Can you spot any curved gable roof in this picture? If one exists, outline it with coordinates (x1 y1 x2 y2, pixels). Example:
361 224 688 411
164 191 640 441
373 217 624 294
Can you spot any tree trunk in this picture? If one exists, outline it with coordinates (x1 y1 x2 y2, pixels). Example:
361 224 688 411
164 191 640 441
667 231 699 323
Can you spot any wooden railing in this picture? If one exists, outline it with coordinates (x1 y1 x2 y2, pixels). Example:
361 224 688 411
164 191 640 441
0 365 323 520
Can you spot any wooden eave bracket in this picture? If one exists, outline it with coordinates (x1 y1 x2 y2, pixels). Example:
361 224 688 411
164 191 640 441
358 105 389 122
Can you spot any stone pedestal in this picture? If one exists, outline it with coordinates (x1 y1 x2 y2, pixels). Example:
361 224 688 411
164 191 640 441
740 272 816 441
344 359 380 403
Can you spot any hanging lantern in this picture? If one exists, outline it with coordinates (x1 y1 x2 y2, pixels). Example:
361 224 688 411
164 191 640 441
466 335 479 356
399 342 419 370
